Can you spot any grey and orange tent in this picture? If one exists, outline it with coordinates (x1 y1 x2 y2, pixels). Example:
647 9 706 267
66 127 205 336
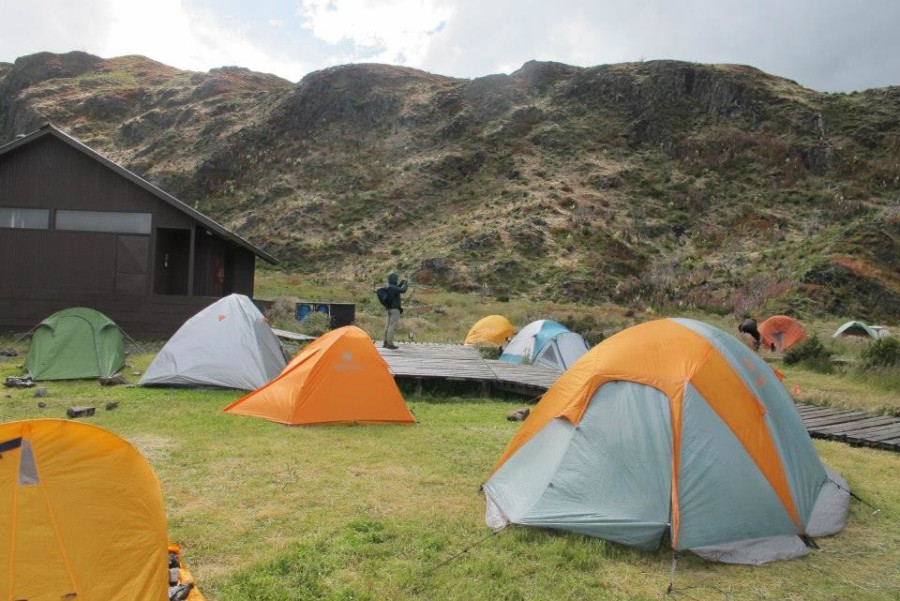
759 315 807 352
0 419 203 600
140 294 286 390
464 315 516 346
224 325 415 426
483 318 849 565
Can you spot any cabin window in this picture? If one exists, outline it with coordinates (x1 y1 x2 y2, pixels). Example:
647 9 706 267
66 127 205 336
0 208 50 229
56 210 152 234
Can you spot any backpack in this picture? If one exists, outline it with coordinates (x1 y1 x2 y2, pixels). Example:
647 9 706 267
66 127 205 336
376 286 390 308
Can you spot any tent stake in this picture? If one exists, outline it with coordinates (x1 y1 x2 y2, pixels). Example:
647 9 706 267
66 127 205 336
666 550 678 595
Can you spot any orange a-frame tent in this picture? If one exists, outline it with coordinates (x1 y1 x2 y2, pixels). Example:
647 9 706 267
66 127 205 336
224 326 415 425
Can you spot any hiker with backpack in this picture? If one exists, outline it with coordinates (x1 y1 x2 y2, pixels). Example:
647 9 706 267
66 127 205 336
738 315 761 351
378 272 408 349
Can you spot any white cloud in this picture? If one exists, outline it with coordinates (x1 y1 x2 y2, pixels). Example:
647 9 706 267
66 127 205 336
297 0 452 66
0 0 308 81
2 0 899 91
0 0 115 61
102 0 307 79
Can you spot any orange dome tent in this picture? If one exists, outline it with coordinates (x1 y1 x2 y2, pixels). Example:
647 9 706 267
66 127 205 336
224 326 415 426
464 315 516 346
0 419 203 600
759 315 807 352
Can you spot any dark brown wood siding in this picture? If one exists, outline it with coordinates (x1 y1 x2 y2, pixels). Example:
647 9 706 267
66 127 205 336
0 291 235 339
0 136 195 226
0 133 262 336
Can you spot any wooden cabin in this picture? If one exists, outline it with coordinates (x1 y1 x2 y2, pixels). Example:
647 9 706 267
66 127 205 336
0 124 276 337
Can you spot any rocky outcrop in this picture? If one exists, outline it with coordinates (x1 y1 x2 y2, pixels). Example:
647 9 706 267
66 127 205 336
802 261 900 322
1 52 898 319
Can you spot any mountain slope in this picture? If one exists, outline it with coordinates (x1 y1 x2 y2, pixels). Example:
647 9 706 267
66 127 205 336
1 52 897 320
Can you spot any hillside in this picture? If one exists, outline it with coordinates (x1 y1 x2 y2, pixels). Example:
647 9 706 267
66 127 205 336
1 51 898 321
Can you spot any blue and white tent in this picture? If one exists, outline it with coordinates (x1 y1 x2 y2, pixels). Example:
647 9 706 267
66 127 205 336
499 319 589 370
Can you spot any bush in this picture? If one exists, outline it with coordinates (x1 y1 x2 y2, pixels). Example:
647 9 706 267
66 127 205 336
477 346 502 360
783 335 834 373
860 337 900 369
267 296 300 330
297 312 331 337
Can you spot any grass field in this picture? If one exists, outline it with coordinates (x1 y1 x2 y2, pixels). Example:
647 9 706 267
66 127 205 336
1 328 898 600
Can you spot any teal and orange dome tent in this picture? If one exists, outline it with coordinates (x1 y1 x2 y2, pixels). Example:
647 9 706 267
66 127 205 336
484 318 849 565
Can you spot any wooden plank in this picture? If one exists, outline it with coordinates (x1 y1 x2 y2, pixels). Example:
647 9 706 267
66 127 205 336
795 403 836 413
838 421 900 437
837 420 900 435
802 412 872 427
796 407 848 419
272 328 315 342
814 416 899 435
378 343 497 381
856 427 900 442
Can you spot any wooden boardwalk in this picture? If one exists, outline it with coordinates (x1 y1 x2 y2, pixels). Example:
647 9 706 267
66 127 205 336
375 341 900 453
795 404 900 451
377 342 561 395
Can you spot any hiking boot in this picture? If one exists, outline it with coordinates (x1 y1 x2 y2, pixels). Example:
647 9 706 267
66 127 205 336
384 343 399 350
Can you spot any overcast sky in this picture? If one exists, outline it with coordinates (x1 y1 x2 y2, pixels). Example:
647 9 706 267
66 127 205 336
1 0 898 92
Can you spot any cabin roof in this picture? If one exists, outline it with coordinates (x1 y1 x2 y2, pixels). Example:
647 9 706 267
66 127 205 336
0 123 277 264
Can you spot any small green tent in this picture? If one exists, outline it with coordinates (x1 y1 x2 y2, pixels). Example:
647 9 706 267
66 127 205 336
25 308 126 380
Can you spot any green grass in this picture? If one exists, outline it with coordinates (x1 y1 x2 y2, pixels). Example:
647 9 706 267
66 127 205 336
1 339 899 600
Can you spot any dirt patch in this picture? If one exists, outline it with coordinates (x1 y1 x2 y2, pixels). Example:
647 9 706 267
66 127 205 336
128 434 177 463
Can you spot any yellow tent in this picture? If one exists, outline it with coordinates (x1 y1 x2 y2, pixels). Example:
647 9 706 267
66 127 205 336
464 315 516 346
0 419 203 600
224 325 415 426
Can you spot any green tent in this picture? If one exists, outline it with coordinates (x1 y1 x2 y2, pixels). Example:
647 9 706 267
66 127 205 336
25 308 126 380
832 320 878 339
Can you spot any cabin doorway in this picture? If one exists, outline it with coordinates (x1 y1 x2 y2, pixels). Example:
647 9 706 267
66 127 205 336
154 228 190 295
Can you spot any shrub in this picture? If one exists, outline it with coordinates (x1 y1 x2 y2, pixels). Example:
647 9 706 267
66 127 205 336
267 296 300 330
297 312 331 337
783 335 834 373
860 337 900 369
582 330 606 347
477 346 502 360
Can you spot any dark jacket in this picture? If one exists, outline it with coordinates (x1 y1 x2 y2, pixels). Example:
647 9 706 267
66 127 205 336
738 318 761 347
385 274 408 311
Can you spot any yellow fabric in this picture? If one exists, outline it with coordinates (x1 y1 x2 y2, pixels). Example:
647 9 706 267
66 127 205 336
225 326 415 425
489 319 800 546
0 420 169 601
464 315 516 346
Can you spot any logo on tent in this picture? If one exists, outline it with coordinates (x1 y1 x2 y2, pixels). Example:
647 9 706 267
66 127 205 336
218 314 227 321
335 351 363 372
